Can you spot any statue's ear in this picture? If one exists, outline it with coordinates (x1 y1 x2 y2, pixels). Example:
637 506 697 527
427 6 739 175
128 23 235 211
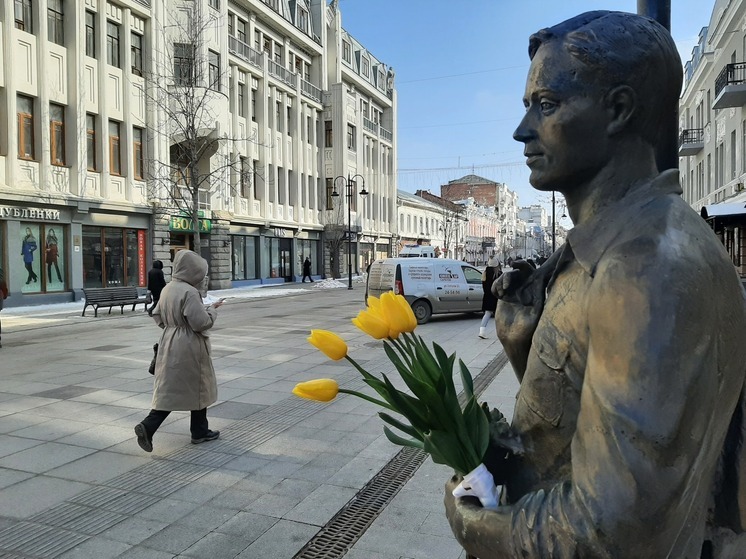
605 85 636 136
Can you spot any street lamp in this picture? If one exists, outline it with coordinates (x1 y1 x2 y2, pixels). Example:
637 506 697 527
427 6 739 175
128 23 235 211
331 174 367 290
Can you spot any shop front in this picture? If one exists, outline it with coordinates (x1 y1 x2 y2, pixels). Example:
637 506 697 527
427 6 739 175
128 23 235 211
0 203 150 306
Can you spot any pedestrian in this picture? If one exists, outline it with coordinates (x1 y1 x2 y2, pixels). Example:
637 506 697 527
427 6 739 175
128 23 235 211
302 256 314 283
478 256 501 339
0 268 7 348
445 11 746 558
147 260 167 316
134 250 223 453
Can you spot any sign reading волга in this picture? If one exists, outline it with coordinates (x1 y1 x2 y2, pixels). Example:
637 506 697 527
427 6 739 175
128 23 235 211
169 214 212 233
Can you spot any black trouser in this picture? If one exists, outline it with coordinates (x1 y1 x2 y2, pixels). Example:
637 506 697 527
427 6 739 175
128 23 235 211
47 261 62 282
24 263 37 282
302 273 313 282
140 408 209 438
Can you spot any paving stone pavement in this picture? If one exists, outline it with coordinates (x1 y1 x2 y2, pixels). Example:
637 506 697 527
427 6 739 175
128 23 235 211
0 284 519 559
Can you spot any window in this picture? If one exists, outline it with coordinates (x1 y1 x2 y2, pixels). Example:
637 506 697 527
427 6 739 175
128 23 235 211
276 101 282 133
85 11 96 58
109 121 121 175
297 8 308 32
362 58 370 77
228 15 233 37
173 43 195 85
347 124 356 151
326 178 334 210
251 88 256 121
295 55 303 76
237 19 247 43
240 156 250 197
133 127 144 180
14 0 32 32
307 116 312 143
107 22 120 68
208 0 219 9
208 50 220 91
86 114 97 171
17 95 34 160
342 40 351 63
49 104 65 166
131 33 143 76
253 159 260 199
324 121 332 147
47 0 63 45
238 81 246 117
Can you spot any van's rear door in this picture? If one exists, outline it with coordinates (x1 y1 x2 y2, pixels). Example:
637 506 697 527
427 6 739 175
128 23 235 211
366 260 395 300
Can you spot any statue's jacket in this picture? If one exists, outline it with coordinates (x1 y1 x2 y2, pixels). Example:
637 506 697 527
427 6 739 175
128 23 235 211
502 170 746 558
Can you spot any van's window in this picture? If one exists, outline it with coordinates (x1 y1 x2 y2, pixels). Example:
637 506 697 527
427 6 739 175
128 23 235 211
463 266 482 285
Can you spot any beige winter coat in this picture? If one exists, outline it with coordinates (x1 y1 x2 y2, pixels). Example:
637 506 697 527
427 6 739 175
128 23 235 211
151 250 218 411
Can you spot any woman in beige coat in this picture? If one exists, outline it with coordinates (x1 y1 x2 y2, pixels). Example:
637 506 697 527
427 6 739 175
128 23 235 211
135 250 222 452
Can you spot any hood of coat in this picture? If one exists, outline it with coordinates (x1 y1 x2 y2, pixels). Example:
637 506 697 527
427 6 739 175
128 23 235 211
172 250 208 287
487 256 500 268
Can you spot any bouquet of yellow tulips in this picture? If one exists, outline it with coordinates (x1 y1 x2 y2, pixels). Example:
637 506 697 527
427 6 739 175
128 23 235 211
293 292 521 509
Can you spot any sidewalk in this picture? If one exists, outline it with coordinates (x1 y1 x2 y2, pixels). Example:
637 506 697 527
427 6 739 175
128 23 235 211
0 283 518 559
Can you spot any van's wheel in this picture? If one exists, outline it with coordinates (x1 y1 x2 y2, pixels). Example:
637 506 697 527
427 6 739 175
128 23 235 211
411 300 432 324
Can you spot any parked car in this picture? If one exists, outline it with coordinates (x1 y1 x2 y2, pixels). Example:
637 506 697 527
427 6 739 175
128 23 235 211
366 257 483 324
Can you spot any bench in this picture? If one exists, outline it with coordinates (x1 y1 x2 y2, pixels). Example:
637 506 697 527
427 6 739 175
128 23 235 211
82 287 150 317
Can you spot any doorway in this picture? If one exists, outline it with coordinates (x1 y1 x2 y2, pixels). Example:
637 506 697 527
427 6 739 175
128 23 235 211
279 238 292 281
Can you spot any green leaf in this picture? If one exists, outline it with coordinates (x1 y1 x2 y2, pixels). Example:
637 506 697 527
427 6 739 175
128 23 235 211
379 412 424 442
380 373 432 432
424 430 472 474
383 426 425 450
382 344 443 410
459 359 474 400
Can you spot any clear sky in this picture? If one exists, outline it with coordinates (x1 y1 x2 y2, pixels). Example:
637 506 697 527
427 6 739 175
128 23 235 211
336 0 715 216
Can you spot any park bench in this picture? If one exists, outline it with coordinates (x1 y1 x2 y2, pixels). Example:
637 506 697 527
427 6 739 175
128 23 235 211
81 286 150 317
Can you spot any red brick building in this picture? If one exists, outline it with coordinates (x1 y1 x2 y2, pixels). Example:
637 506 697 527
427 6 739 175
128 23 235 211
440 175 502 208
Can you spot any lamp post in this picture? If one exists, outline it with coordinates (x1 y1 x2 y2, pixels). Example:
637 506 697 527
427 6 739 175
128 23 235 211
331 174 367 290
552 190 556 252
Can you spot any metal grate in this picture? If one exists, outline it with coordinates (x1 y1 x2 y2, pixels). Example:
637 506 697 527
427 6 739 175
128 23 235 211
293 351 509 559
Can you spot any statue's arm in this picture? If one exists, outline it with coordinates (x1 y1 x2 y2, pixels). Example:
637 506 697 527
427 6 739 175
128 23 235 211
448 255 715 558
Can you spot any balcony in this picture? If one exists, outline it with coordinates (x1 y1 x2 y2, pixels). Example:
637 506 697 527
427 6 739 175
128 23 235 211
228 36 262 69
301 78 321 102
714 62 746 109
679 128 704 156
380 126 392 143
363 117 378 135
268 60 298 89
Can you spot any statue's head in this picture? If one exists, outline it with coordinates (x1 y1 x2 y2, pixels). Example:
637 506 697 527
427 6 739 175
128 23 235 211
514 11 682 191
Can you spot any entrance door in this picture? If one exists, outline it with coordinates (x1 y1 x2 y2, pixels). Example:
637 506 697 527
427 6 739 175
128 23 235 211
279 238 292 281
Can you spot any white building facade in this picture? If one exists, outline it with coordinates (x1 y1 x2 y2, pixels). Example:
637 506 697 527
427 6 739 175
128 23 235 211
0 0 397 305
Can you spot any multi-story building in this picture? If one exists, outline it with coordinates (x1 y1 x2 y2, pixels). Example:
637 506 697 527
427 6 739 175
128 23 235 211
679 0 746 277
397 191 444 256
0 0 397 306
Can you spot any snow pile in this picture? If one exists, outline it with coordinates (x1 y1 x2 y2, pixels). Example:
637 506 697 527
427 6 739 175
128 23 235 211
312 278 348 289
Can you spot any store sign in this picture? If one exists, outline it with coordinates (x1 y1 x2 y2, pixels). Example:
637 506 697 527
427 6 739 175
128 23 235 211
169 214 212 233
137 230 147 286
0 206 61 220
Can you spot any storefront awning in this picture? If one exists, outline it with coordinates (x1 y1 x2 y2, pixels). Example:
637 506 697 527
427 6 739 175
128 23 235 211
701 203 746 219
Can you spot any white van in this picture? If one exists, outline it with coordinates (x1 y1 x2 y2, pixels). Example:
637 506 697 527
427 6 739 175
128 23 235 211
399 244 436 258
366 258 483 324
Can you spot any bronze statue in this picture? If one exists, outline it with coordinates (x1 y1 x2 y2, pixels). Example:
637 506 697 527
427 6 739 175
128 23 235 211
444 11 746 558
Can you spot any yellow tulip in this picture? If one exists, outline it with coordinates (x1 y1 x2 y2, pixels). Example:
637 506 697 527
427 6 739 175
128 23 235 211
293 378 339 402
394 294 417 332
353 309 390 339
307 330 348 361
367 295 382 312
380 292 408 339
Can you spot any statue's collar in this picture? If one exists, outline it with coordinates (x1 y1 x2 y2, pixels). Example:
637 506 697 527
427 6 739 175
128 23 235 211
565 170 682 277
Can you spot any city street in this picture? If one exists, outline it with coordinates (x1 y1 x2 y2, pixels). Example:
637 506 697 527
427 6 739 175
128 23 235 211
0 284 519 559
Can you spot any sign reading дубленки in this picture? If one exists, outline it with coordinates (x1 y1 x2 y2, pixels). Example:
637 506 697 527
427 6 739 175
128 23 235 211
0 206 61 220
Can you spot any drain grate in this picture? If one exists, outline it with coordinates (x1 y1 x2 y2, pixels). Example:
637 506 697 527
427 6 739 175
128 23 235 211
293 351 509 559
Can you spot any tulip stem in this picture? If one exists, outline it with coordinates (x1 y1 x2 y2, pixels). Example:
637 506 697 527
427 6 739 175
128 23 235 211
338 388 395 410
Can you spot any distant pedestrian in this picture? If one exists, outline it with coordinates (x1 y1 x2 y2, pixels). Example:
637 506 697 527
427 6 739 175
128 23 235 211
0 268 7 348
147 260 167 316
135 250 222 453
478 256 501 339
302 257 314 283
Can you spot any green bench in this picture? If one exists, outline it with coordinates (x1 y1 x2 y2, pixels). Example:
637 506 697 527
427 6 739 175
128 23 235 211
82 286 150 317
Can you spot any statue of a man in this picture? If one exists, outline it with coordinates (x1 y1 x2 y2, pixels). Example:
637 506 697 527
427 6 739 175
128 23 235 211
444 11 746 558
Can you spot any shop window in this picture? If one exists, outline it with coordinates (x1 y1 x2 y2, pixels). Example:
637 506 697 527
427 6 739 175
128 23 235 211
17 95 34 160
109 120 121 175
107 21 120 68
131 32 143 76
82 226 145 288
85 11 95 58
20 223 66 294
50 104 65 166
231 235 259 280
133 127 144 180
86 114 97 171
47 0 63 45
14 0 32 32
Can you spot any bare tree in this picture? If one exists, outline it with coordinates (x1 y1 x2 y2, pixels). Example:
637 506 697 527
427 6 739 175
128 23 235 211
143 1 261 252
324 196 346 279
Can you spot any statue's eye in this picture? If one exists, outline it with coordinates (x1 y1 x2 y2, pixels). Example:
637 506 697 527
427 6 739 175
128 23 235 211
539 100 556 113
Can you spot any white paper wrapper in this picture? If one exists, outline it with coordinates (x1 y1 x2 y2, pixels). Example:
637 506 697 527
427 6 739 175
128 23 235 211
451 463 499 510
